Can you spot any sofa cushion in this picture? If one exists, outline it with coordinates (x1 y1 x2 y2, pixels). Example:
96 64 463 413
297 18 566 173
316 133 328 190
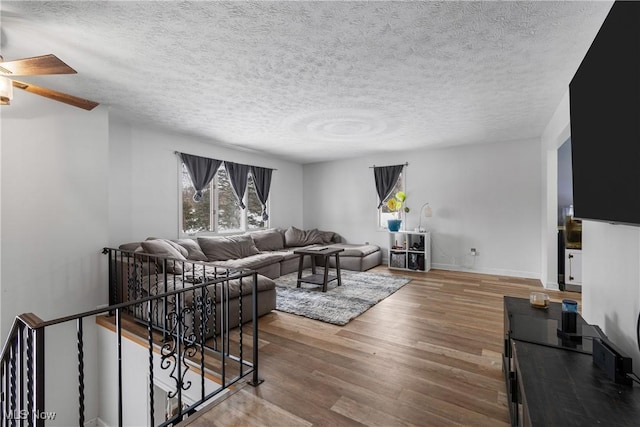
198 235 260 261
327 243 380 257
140 239 192 274
213 253 284 270
224 274 276 300
269 250 300 261
171 238 208 261
284 227 323 247
249 229 285 251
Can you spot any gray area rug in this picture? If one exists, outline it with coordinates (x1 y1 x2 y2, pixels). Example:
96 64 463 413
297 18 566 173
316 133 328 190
274 269 412 325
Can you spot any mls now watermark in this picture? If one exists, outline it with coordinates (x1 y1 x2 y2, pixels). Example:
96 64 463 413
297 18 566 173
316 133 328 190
5 410 56 420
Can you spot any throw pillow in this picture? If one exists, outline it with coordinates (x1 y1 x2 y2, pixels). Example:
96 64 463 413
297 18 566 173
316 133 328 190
284 226 324 247
140 239 192 274
317 230 336 244
198 235 260 262
249 229 285 251
146 237 189 258
171 239 208 261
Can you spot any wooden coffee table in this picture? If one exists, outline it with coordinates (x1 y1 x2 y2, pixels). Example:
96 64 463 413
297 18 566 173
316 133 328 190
294 247 344 292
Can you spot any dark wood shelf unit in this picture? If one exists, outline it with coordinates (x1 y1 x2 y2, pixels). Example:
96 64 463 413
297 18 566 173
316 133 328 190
503 296 640 426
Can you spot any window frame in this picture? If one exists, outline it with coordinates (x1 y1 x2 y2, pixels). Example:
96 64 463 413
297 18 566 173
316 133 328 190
178 161 269 237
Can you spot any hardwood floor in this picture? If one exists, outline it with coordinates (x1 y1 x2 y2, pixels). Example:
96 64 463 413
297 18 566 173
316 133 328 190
181 267 580 427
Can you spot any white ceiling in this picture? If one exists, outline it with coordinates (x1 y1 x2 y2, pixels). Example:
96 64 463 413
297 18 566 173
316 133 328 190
0 1 613 164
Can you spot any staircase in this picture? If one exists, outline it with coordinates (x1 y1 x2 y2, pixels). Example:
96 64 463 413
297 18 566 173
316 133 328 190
0 263 262 427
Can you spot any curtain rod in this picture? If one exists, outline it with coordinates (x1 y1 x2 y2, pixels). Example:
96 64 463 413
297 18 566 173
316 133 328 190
175 151 278 171
368 162 409 169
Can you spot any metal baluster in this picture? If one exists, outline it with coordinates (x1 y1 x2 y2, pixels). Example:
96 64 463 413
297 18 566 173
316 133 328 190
32 327 44 427
17 326 24 427
77 318 85 427
10 338 17 427
175 293 183 422
116 309 123 427
238 276 243 378
249 272 262 386
25 331 33 427
126 252 132 314
1 358 5 427
163 259 168 341
221 280 227 388
199 283 206 402
213 273 218 352
107 249 114 307
147 300 154 427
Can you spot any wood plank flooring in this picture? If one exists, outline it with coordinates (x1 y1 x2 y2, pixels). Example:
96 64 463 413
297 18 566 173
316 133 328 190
180 267 580 427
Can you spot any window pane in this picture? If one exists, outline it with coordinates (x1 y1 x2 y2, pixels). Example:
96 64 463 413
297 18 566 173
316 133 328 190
216 168 242 232
379 173 404 228
247 175 267 229
182 165 212 233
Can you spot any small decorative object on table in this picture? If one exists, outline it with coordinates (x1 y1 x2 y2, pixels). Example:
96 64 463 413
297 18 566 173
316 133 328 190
387 219 402 232
529 291 549 309
387 191 409 231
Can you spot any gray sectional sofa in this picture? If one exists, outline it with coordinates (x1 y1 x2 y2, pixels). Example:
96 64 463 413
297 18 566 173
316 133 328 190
115 227 381 332
121 227 382 280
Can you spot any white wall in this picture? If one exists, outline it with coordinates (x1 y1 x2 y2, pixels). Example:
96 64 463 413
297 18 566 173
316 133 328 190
1 91 108 425
540 90 572 289
97 325 221 427
303 138 542 279
108 116 304 246
582 222 640 365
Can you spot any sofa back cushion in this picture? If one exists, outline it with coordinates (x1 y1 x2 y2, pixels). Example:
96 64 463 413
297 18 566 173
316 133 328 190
284 226 324 247
140 239 191 274
249 229 285 251
171 239 209 261
198 235 260 261
146 237 189 258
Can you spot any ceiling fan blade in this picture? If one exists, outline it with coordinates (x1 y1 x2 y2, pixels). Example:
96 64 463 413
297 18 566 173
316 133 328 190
12 79 98 111
0 54 77 76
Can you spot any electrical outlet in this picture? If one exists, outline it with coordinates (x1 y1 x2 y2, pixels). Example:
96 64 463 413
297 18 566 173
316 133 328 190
470 248 478 256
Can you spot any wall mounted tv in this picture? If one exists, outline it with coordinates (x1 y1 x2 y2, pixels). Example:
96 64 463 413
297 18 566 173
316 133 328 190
569 1 640 226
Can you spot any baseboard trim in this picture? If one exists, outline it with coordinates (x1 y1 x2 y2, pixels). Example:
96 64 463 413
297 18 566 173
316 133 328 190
431 263 541 281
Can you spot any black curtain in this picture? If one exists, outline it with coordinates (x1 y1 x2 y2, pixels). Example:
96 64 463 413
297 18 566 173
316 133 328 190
374 164 404 208
181 153 222 202
250 166 273 220
225 161 250 209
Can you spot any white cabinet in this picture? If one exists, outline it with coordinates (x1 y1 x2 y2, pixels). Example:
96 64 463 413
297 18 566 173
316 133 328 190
388 231 431 272
565 249 582 290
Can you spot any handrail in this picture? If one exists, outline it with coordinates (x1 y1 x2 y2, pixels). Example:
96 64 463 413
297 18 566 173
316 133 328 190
0 248 264 426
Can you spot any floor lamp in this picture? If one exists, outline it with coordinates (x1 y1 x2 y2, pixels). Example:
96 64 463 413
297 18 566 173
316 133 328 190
418 203 433 232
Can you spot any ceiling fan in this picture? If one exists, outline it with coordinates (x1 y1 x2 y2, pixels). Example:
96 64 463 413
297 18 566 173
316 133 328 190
0 53 99 110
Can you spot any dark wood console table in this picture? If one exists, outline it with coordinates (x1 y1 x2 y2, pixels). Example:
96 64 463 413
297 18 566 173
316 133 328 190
503 296 640 426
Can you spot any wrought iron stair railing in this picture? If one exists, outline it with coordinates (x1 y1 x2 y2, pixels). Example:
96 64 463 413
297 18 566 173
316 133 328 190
0 250 263 427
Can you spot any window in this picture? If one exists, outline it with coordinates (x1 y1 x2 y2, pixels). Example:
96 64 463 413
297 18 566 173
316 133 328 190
181 164 268 234
378 172 404 229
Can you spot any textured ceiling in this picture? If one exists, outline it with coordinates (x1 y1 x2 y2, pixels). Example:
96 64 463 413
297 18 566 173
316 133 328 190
0 1 613 164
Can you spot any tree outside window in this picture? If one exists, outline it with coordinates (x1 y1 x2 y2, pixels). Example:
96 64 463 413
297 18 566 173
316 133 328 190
181 164 268 234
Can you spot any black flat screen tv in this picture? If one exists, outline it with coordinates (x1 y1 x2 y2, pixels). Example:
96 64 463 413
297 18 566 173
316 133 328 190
569 1 640 226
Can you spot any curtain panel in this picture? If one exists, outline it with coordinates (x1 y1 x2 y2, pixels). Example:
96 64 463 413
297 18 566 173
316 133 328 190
181 153 223 202
250 166 273 220
373 164 404 208
224 161 250 209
